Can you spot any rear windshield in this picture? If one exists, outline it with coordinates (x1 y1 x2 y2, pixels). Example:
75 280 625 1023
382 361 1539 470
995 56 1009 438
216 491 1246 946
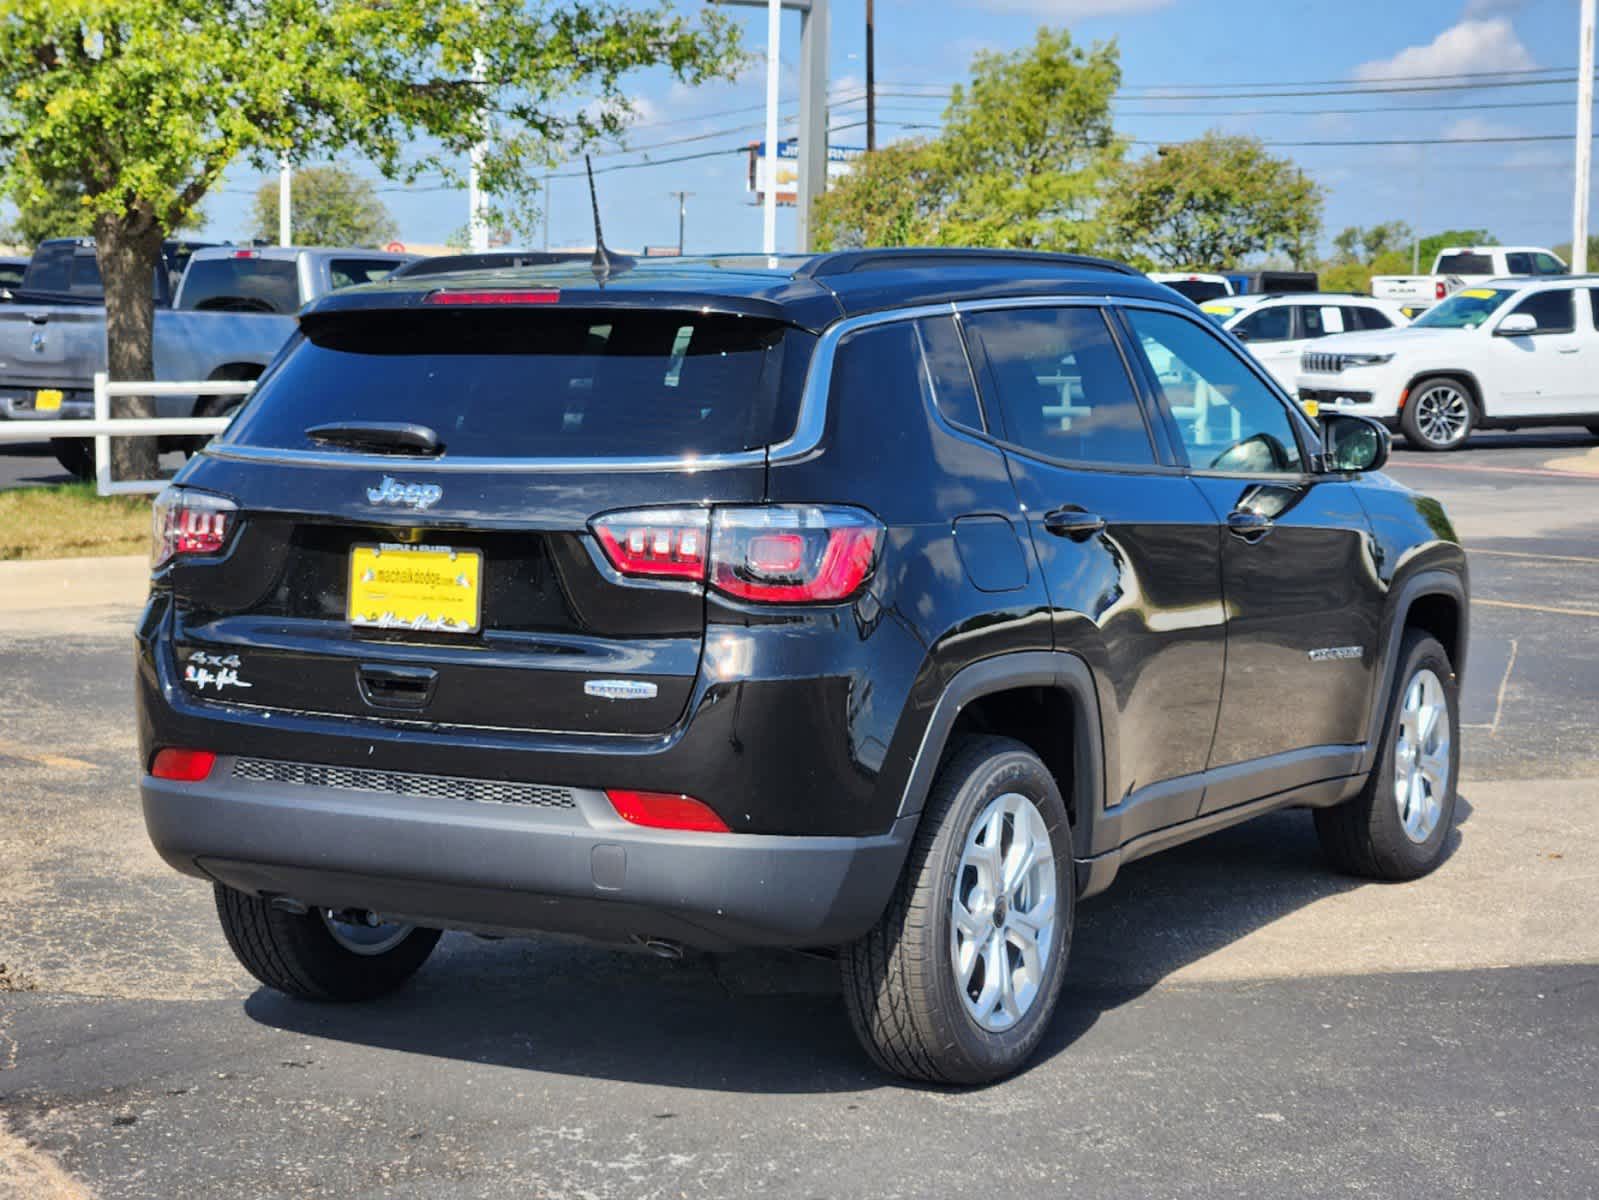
1436 252 1494 275
1163 279 1230 303
179 257 300 313
223 308 809 459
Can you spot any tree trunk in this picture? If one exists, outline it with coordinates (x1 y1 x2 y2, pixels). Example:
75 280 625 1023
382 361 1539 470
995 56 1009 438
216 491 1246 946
93 211 164 483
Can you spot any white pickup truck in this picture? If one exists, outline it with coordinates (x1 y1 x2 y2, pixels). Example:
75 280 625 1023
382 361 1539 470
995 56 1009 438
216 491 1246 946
1371 245 1567 313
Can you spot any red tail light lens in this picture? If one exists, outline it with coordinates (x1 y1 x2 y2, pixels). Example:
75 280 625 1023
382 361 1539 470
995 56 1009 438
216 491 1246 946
711 506 883 603
591 508 710 580
150 748 216 781
590 505 884 604
1435 281 1447 300
152 486 237 568
606 789 730 833
425 289 561 306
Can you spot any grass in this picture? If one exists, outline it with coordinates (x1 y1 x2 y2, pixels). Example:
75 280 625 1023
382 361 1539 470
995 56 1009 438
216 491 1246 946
0 482 151 561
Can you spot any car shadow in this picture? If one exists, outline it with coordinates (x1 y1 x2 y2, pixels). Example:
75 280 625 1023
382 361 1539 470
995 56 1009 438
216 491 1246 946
245 796 1472 1094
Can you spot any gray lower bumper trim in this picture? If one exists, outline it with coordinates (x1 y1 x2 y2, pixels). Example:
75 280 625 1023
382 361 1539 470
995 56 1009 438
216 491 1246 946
142 768 916 949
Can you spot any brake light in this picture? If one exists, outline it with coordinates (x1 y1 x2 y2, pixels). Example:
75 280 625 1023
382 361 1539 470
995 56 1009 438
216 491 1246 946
710 506 882 603
1435 281 1447 300
150 748 216 781
606 789 730 833
591 508 709 580
590 505 883 603
425 289 561 306
151 486 237 568
232 249 259 259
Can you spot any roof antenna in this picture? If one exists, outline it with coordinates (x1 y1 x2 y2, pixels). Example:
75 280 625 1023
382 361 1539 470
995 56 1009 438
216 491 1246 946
585 154 634 285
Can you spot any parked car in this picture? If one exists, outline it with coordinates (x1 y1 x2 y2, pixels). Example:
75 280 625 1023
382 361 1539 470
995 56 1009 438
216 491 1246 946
0 255 28 302
1297 276 1599 450
1149 271 1234 303
1201 293 1412 391
0 243 416 476
1372 245 1566 314
140 248 1468 1084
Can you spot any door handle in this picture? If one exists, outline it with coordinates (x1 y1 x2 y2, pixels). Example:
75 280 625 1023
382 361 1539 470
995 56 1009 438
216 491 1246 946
1558 347 1580 354
356 663 438 710
1043 507 1107 541
1226 510 1275 543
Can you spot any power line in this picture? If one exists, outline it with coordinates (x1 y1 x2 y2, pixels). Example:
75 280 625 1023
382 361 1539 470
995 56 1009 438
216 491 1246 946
876 65 1588 92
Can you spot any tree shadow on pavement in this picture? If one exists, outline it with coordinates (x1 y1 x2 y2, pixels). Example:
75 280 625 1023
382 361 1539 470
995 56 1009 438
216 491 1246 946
245 800 1470 1094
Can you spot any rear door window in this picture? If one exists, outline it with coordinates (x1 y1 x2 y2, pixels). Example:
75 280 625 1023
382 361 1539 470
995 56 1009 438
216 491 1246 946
1505 252 1535 275
225 309 807 459
1345 306 1394 331
962 306 1155 467
1298 306 1344 339
179 257 301 313
330 259 403 289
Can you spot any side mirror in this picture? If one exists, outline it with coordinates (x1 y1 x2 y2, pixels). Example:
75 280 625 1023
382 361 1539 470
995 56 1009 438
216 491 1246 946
1320 412 1390 473
1495 313 1537 336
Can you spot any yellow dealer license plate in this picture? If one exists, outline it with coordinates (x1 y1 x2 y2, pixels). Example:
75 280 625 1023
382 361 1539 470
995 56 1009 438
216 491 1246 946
35 389 62 411
348 543 482 634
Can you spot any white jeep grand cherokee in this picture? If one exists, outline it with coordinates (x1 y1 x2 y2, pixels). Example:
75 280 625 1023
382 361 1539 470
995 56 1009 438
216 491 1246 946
1295 276 1599 450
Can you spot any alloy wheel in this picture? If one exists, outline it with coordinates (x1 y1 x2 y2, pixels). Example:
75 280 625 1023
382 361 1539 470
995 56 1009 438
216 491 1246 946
320 909 416 956
1393 667 1450 843
1413 385 1470 447
950 791 1058 1033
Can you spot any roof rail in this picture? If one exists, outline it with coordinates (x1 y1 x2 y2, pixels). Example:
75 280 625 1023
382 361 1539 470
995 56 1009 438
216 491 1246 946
796 247 1141 279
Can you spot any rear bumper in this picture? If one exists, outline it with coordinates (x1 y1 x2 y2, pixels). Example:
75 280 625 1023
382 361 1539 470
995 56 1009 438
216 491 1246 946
142 762 915 950
0 390 93 419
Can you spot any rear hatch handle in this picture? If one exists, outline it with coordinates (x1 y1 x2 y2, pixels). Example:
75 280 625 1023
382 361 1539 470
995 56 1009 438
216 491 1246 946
356 663 439 711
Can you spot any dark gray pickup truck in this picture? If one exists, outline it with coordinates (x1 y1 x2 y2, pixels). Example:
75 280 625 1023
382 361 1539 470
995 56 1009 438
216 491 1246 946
0 241 415 474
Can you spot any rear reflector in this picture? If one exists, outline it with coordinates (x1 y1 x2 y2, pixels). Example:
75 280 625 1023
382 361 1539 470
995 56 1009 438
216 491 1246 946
151 748 217 782
606 789 730 833
425 289 561 306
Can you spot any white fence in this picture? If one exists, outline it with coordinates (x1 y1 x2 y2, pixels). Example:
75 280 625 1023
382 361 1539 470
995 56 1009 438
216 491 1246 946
0 372 253 496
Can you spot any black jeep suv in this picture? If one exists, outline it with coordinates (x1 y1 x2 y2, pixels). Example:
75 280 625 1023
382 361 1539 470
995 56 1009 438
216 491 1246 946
139 249 1468 1084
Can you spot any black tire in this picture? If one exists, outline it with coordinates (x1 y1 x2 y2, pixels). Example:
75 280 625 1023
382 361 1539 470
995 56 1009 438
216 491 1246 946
50 437 95 480
1400 376 1475 451
1314 632 1460 880
214 884 441 1002
840 735 1074 1085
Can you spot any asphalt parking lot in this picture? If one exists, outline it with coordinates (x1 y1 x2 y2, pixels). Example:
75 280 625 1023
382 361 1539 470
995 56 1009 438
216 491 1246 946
1 432 1597 1199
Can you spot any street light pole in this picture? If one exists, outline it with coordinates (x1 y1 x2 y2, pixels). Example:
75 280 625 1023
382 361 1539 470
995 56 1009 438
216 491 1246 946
1575 0 1595 273
763 0 781 258
277 157 291 247
865 0 876 153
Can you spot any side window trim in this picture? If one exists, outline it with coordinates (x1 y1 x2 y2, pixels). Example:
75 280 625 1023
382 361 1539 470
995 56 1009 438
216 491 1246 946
955 303 1175 474
1112 301 1323 478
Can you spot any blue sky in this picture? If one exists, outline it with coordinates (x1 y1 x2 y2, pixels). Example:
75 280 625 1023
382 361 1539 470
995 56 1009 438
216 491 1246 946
198 0 1598 259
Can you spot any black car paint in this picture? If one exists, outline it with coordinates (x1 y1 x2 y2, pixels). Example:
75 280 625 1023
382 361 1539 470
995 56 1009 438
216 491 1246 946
137 252 1468 948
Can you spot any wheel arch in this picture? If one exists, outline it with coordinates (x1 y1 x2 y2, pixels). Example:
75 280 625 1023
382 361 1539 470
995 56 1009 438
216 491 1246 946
895 651 1107 886
1362 569 1469 773
1403 368 1485 419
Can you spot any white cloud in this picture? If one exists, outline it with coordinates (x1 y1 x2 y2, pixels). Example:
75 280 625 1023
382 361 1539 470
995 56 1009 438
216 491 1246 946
1441 115 1522 141
978 0 1172 17
1355 17 1534 82
1463 0 1525 17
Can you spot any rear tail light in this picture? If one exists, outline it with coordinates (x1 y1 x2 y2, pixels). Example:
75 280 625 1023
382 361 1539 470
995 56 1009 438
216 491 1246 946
1435 281 1447 300
152 486 237 568
425 289 561 305
150 748 216 781
591 508 709 580
590 505 882 603
606 789 730 833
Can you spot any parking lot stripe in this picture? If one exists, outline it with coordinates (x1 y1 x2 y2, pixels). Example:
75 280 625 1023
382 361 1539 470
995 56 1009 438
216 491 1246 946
1474 597 1599 618
1471 547 1599 567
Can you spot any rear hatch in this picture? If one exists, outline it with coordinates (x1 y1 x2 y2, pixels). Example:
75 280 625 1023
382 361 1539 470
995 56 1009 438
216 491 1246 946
164 301 812 735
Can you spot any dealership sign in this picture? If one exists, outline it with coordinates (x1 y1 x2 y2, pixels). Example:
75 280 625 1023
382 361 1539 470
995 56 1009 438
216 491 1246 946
746 140 864 206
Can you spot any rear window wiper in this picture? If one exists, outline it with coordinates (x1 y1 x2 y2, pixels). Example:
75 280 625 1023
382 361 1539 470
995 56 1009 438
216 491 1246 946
306 422 444 456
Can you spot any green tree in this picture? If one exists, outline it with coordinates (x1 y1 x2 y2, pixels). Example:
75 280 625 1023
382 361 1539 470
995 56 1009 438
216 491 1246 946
1551 236 1597 266
251 165 397 247
1416 228 1496 270
815 29 1124 253
0 2 740 480
1106 132 1322 269
0 176 92 246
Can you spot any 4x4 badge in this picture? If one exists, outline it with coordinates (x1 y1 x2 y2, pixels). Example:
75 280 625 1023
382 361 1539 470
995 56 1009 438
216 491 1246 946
367 476 443 510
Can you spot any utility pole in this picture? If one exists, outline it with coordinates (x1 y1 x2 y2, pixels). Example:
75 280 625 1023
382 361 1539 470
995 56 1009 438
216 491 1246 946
542 175 551 252
669 191 694 255
1575 0 1595 273
763 0 781 257
865 0 876 153
277 158 291 247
